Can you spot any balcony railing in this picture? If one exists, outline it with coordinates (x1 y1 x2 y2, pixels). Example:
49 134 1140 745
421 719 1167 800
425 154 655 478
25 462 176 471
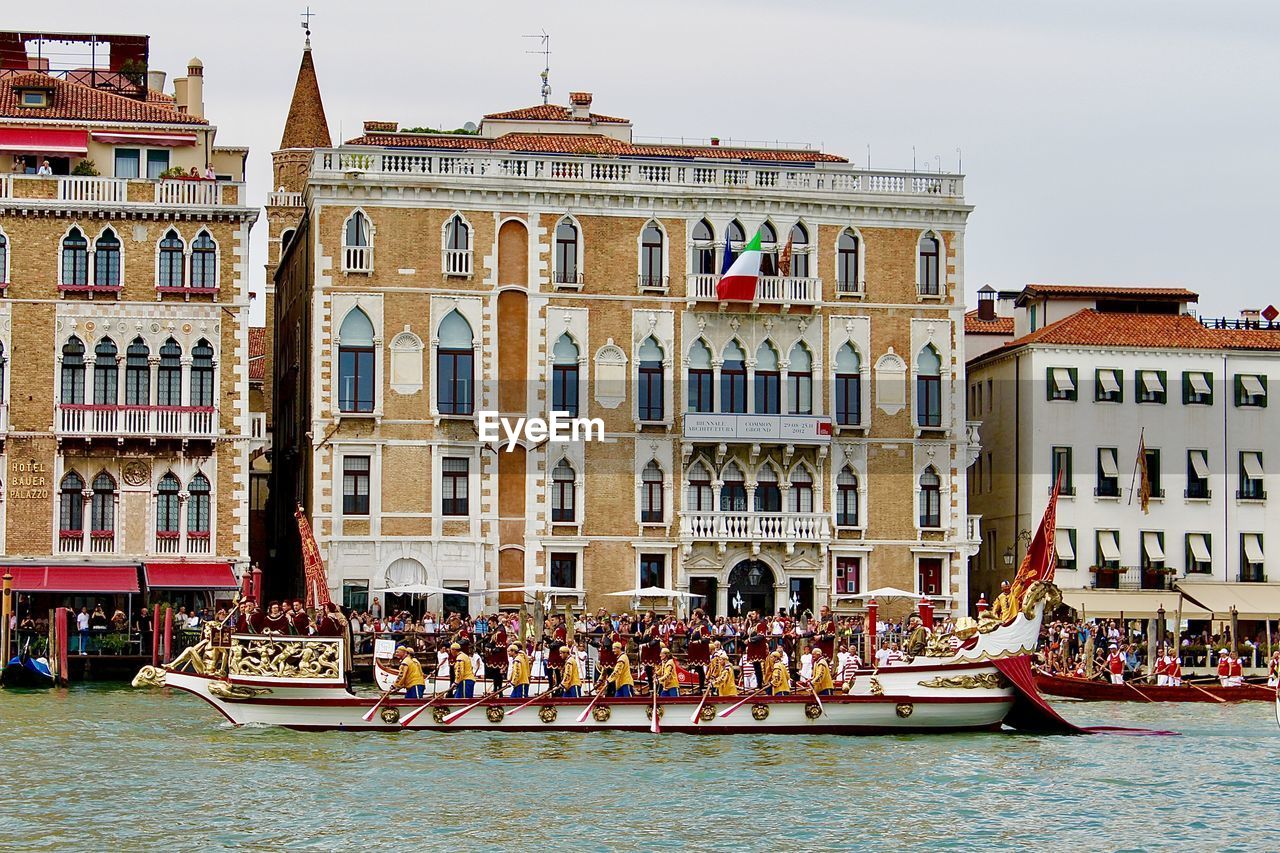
0 175 246 208
967 514 982 543
313 149 965 201
1237 486 1267 501
637 274 669 292
680 510 831 543
1090 566 1175 590
0 403 8 435
343 245 373 273
267 191 304 207
57 405 217 439
686 273 820 307
155 532 181 555
443 249 473 277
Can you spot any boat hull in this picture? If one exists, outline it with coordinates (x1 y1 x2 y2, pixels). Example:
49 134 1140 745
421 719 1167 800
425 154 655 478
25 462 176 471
1034 672 1274 703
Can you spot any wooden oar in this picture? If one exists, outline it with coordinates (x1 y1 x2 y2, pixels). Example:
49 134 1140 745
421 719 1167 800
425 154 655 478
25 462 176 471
807 680 825 716
399 683 451 727
1182 679 1228 704
575 687 607 724
650 684 661 733
361 688 395 722
718 687 766 719
689 682 714 725
505 685 547 717
441 682 510 725
1122 680 1155 703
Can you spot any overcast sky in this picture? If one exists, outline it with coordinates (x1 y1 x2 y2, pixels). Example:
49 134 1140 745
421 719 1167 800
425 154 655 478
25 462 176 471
31 1 1280 323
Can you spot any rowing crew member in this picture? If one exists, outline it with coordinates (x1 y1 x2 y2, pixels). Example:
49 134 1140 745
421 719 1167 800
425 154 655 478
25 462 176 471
990 580 1015 623
1269 651 1280 688
561 641 583 698
766 650 791 696
657 647 680 697
508 644 531 699
1105 643 1125 684
1216 648 1232 687
1225 650 1243 687
451 642 475 698
707 642 737 697
608 642 635 698
392 646 425 699
810 647 834 696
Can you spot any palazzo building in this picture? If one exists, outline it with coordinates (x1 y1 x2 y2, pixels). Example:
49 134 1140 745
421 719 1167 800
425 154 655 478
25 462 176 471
0 31 255 600
271 45 978 617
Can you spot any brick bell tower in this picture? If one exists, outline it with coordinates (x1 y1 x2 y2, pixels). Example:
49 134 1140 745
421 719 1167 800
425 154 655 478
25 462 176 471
261 33 330 593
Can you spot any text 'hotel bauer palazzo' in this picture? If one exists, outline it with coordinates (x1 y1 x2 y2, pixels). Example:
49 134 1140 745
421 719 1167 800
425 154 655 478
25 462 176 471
269 42 979 618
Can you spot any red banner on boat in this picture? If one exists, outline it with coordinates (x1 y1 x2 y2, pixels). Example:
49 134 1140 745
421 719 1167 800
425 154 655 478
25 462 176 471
295 504 332 611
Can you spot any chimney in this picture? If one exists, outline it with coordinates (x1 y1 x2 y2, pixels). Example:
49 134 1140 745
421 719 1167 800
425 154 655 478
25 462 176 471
976 285 997 321
184 57 204 119
147 69 167 95
363 120 397 133
569 91 592 119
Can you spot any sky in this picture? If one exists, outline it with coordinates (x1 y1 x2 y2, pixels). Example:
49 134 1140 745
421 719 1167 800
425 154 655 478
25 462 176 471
26 0 1280 323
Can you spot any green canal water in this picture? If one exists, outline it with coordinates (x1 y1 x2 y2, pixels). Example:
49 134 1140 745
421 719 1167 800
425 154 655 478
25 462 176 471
1 683 1277 850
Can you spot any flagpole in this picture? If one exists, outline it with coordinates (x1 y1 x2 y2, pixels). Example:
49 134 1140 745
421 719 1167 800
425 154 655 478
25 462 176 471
1127 428 1144 505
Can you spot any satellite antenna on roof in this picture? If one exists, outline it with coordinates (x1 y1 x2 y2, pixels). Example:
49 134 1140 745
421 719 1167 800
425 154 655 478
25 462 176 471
524 30 551 104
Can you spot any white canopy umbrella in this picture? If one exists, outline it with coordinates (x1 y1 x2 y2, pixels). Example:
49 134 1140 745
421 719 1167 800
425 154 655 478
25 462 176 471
376 583 462 596
606 586 701 599
494 585 583 597
853 586 923 603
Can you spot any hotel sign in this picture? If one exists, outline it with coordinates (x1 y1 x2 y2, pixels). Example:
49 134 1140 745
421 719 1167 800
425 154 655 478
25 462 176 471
682 414 833 444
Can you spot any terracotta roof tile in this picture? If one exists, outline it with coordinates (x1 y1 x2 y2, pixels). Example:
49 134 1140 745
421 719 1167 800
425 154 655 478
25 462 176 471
342 130 847 163
964 310 1014 335
0 72 207 125
482 103 630 124
248 327 267 382
1021 284 1199 302
996 310 1280 353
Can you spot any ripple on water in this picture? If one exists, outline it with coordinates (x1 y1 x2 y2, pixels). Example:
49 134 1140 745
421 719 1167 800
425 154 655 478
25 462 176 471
0 685 1278 849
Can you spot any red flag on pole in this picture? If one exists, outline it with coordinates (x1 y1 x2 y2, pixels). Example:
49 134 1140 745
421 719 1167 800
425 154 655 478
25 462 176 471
295 504 332 610
778 235 794 278
1008 467 1063 610
1136 430 1151 515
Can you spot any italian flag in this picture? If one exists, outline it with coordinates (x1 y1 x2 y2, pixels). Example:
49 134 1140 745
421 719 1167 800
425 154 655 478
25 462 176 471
716 230 762 301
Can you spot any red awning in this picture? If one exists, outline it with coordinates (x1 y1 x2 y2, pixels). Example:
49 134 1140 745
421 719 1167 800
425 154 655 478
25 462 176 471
143 562 238 590
0 128 89 155
5 565 139 594
90 131 198 147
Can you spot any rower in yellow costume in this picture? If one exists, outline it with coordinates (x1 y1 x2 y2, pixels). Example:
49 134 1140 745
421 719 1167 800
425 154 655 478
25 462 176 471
767 651 791 695
989 580 1016 623
451 642 475 698
392 646 425 699
609 642 635 698
561 641 582 698
508 643 531 699
708 642 737 697
657 647 680 697
810 648 834 696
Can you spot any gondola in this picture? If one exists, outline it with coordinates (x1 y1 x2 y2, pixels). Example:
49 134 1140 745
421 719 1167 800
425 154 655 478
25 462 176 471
2 652 55 689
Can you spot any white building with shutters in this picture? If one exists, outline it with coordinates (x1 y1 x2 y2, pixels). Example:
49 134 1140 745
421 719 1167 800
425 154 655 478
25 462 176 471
965 285 1280 623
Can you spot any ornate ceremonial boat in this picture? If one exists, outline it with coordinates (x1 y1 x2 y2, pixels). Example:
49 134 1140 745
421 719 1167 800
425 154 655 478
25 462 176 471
1033 672 1276 703
133 491 1085 735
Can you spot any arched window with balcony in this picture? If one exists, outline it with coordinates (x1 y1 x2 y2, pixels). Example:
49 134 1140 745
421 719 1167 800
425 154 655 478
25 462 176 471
637 336 664 421
61 227 89 286
836 467 859 526
835 343 861 425
916 345 942 428
156 472 181 537
789 466 814 513
125 338 151 406
686 460 713 511
788 222 810 278
188 473 211 535
443 214 471 276
641 460 664 523
726 219 746 244
437 310 474 416
554 217 580 285
755 465 781 512
0 229 8 285
720 462 746 512
60 471 85 534
918 232 941 295
551 458 576 523
342 210 372 272
93 338 118 405
639 221 664 289
191 339 215 408
837 229 860 293
687 339 713 413
91 472 115 539
919 466 942 528
61 337 86 404
338 308 376 413
93 228 121 288
191 230 217 290
158 229 185 289
551 333 579 417
754 341 780 414
720 340 747 414
157 338 183 406
788 343 813 415
758 221 778 275
692 218 716 275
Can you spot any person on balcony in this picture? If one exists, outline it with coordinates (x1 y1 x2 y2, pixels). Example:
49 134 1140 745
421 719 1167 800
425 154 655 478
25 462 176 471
37 159 52 176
